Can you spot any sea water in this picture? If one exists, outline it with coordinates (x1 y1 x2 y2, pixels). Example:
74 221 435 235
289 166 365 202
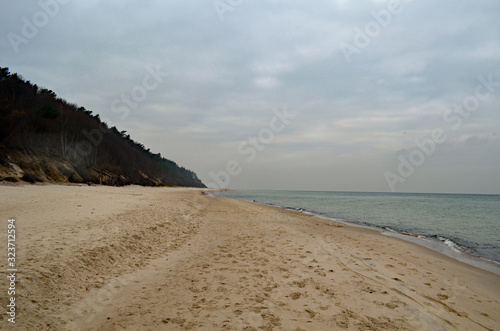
214 190 500 272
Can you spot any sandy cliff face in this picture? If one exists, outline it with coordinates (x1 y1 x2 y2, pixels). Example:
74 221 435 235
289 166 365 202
0 151 84 183
0 151 163 185
1 69 206 188
0 150 195 186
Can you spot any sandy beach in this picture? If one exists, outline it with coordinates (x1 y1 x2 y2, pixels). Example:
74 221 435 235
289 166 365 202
0 184 499 330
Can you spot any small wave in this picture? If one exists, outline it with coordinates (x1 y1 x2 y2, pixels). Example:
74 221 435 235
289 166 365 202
438 236 462 254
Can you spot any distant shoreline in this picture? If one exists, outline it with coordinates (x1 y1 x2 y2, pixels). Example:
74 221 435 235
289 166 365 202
212 190 500 275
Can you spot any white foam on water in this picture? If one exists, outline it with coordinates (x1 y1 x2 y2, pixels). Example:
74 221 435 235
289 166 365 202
438 237 462 254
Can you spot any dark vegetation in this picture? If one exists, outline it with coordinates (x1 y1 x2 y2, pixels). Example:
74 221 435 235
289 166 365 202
0 67 205 187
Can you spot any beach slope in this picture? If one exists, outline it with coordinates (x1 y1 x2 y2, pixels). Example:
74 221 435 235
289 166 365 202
0 185 499 330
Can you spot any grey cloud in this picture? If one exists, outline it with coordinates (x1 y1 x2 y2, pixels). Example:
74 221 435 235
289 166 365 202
1 0 499 193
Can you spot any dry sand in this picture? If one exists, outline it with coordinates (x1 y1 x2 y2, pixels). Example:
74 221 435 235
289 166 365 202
0 184 499 330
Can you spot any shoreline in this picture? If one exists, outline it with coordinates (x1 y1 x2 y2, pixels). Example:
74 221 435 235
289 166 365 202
304 210 500 276
258 198 500 276
212 192 500 276
1 184 499 330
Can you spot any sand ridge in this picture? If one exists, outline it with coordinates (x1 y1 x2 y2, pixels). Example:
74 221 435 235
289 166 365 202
0 185 499 330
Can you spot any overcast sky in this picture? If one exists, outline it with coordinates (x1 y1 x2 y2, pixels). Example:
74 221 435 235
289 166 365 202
1 0 499 193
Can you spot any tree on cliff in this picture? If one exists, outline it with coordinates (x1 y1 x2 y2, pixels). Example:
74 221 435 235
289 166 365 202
0 67 206 187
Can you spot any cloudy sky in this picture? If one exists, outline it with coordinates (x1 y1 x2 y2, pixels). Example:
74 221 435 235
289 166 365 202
1 0 499 193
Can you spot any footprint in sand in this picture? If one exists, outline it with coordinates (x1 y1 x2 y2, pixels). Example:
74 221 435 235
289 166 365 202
437 293 449 300
385 302 399 309
305 309 316 318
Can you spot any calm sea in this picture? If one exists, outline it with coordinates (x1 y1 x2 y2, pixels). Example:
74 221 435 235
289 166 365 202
213 190 500 271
